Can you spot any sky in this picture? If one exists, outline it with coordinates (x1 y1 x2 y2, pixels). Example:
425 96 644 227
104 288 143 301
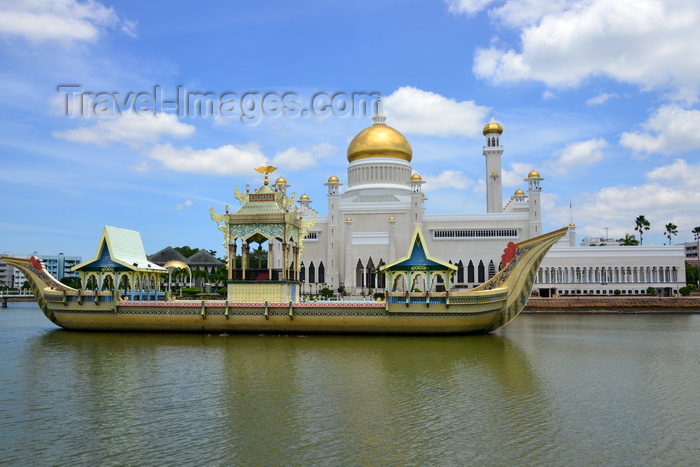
1 0 699 260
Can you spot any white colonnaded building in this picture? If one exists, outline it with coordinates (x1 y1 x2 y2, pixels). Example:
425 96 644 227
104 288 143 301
264 107 685 297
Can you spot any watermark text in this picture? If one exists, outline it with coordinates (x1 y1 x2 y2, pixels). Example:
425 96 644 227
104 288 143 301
57 85 380 124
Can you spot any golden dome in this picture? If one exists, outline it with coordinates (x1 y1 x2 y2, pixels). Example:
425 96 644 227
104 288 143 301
569 222 576 227
346 217 352 222
164 260 188 271
328 175 339 183
300 194 309 200
527 170 541 178
514 189 525 196
389 216 395 221
347 123 412 163
275 177 287 184
483 116 503 135
410 173 422 181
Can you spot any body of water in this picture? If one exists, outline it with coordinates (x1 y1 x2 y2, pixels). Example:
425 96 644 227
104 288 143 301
1 303 698 465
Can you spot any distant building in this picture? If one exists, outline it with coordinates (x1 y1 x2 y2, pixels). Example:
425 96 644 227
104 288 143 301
580 236 623 246
13 267 25 289
684 241 699 267
37 253 81 282
0 254 14 289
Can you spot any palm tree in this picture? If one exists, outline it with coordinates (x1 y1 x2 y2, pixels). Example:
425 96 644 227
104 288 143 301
635 215 651 245
618 233 639 246
664 222 678 245
193 269 209 290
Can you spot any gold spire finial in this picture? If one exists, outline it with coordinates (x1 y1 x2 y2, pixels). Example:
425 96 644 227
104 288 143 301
255 165 277 185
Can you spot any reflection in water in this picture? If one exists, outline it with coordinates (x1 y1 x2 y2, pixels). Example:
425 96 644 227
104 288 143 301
1 305 698 465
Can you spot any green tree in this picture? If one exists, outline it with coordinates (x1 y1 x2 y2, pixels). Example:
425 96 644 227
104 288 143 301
635 215 651 245
664 222 678 245
193 269 209 290
60 276 81 289
686 262 698 288
618 233 639 246
215 265 228 283
694 226 700 241
174 246 199 258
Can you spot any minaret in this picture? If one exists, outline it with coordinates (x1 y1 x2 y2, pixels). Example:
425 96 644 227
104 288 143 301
525 170 543 238
568 202 576 246
409 173 425 227
325 175 342 288
568 223 576 246
483 115 504 213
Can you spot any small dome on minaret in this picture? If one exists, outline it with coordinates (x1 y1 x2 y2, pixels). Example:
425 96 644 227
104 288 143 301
483 115 503 135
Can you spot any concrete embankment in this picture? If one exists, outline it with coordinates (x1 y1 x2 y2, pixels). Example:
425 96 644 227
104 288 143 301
523 296 700 313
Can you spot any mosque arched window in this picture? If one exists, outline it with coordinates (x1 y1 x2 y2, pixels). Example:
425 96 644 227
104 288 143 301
366 258 375 288
377 260 386 289
355 259 364 287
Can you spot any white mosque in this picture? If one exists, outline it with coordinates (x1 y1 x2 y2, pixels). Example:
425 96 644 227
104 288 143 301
269 106 685 297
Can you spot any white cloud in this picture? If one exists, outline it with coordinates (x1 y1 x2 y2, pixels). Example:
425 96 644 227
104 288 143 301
620 104 700 155
471 0 700 100
272 148 315 170
0 0 136 43
501 162 535 188
550 138 607 173
445 0 498 15
586 93 618 106
120 19 137 38
489 0 572 28
271 143 338 171
646 159 700 191
148 143 267 175
127 160 150 173
143 140 337 176
423 170 476 192
53 114 195 146
383 86 490 137
175 199 193 210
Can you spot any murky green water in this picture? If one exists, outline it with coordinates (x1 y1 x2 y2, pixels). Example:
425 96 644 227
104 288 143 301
1 304 698 465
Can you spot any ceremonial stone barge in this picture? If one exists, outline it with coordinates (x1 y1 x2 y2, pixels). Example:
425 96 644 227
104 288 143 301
3 168 566 334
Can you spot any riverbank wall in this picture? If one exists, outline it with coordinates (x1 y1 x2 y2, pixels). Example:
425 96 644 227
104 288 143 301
523 296 700 313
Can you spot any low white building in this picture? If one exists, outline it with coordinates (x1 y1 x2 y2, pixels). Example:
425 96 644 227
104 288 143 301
536 226 686 297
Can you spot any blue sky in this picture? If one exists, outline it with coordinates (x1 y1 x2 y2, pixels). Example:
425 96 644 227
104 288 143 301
1 0 699 259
